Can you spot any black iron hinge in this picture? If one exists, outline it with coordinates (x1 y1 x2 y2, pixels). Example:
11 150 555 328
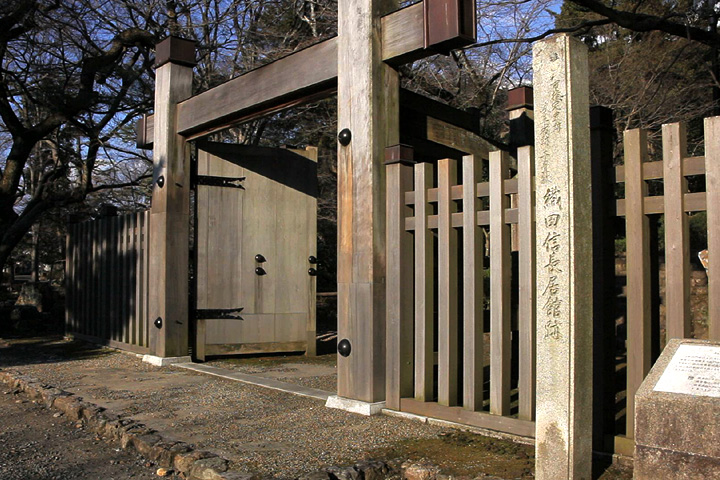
195 175 246 189
195 307 244 320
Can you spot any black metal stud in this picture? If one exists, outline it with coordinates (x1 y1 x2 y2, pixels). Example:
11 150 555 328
255 254 266 263
308 268 317 276
308 256 318 264
338 128 352 146
255 267 266 275
157 175 165 188
154 317 163 329
337 339 351 357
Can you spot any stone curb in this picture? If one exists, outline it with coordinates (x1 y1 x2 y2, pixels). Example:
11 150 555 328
0 369 403 480
0 369 253 480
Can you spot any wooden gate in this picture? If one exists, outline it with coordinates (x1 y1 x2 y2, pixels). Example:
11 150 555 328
193 142 318 360
385 147 536 438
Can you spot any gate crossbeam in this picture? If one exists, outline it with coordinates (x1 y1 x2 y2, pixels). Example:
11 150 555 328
136 1 474 148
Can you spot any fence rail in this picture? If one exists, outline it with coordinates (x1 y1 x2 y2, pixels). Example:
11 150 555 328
65 211 150 354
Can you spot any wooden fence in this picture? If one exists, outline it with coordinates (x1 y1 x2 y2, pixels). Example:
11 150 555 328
613 117 720 452
65 211 151 354
385 147 536 438
386 115 720 447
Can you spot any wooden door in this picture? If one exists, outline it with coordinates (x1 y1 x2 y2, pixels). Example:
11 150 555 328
194 142 317 360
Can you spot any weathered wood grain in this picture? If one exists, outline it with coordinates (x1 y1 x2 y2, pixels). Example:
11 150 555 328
624 128 652 438
177 39 338 138
148 58 194 358
381 3 425 64
462 154 483 411
426 117 493 157
336 0 399 403
662 122 691 341
706 117 720 341
400 398 536 438
517 146 536 421
414 163 434 402
489 150 511 416
438 158 459 407
386 161 415 410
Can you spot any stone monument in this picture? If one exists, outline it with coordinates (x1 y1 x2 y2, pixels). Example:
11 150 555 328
634 338 720 479
532 34 593 479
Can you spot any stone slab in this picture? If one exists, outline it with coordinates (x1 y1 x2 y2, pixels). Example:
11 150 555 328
325 395 386 416
635 338 720 479
142 355 192 367
174 362 331 401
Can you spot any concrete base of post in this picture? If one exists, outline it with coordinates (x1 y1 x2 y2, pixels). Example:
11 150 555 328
142 355 192 367
325 395 386 416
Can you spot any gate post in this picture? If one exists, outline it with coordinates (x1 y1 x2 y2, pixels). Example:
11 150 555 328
147 37 195 362
331 0 400 409
532 34 593 478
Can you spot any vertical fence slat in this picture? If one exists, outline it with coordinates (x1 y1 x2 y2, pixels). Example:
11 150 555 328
65 227 73 333
414 163 434 402
75 223 81 334
94 219 101 338
663 122 691 341
129 213 137 345
489 150 511 416
121 215 130 344
386 160 415 410
438 158 459 407
135 213 143 347
144 210 151 347
88 221 95 338
79 222 85 335
100 218 108 339
707 117 720 341
100 218 109 341
110 216 119 342
518 146 536 421
624 128 652 438
462 154 483 411
82 221 89 335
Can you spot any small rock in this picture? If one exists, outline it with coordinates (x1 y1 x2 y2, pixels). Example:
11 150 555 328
156 467 172 477
53 412 63 418
327 466 360 480
403 462 441 480
297 472 332 480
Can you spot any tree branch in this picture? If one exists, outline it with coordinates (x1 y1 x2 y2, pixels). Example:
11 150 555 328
569 0 720 47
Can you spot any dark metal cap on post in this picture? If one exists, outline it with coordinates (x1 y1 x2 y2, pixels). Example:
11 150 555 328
384 144 416 165
423 0 476 54
507 86 534 148
506 86 534 111
155 36 197 68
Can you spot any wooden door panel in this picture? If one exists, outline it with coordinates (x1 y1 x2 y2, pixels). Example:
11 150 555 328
196 149 245 312
194 143 317 359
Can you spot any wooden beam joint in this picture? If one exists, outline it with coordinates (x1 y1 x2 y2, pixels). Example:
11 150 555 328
423 0 476 54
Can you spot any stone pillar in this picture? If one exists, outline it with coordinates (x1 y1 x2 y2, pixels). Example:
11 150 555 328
532 34 593 479
147 37 195 361
333 0 400 408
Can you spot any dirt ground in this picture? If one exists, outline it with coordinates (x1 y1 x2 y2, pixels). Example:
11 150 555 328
0 386 178 480
0 336 632 480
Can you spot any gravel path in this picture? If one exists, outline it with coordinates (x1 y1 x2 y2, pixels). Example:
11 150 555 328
0 337 636 480
0 338 451 478
0 386 175 480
